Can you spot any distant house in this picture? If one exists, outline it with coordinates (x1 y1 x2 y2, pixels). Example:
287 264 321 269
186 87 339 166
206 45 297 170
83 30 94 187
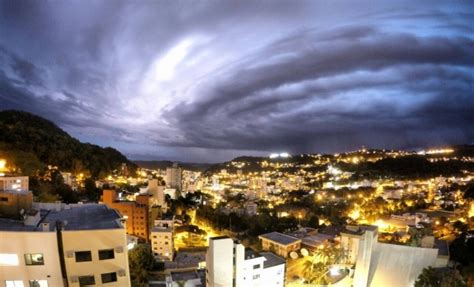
258 232 301 258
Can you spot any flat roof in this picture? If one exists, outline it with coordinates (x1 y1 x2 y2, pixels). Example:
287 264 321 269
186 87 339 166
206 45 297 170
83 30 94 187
259 232 301 245
209 236 230 241
245 248 263 260
170 271 199 281
151 226 172 233
0 204 123 232
261 252 286 268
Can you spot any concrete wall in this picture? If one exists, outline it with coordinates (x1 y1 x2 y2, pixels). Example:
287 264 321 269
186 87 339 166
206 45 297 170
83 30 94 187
0 231 65 286
62 228 131 287
206 238 233 287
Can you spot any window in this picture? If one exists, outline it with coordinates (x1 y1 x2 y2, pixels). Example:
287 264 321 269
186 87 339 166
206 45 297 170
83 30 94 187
75 251 92 262
101 272 117 284
29 280 48 287
25 254 44 265
78 275 95 286
253 274 260 280
0 254 19 266
5 281 24 287
253 264 260 269
0 197 8 202
98 249 114 260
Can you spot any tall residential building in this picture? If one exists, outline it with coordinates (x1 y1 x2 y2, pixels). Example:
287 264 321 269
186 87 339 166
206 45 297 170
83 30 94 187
102 189 151 240
146 179 166 209
0 189 131 287
166 163 182 191
150 215 175 261
206 236 286 287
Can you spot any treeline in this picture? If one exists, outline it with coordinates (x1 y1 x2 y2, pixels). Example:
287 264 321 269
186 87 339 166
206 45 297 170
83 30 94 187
0 110 136 177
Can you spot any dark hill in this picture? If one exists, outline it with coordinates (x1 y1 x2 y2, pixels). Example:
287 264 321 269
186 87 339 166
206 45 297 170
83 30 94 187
0 110 136 177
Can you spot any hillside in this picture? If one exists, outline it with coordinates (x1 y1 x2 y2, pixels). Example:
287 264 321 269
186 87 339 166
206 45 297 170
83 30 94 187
0 110 136 177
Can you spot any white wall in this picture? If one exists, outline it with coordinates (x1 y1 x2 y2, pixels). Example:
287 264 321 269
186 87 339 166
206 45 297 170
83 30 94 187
0 231 64 287
62 229 130 287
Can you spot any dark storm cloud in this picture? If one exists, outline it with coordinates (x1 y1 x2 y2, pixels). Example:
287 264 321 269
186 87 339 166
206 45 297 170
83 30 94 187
0 1 473 161
167 26 473 153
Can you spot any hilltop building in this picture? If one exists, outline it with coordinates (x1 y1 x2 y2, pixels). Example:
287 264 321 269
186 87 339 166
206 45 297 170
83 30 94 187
206 236 286 287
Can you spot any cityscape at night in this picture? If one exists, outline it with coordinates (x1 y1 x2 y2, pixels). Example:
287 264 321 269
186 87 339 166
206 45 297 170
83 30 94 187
0 1 473 287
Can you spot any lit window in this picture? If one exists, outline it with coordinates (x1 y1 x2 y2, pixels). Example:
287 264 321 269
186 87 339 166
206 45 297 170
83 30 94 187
25 254 44 265
29 280 48 287
101 272 117 284
78 275 95 286
75 251 92 262
5 281 24 287
98 249 114 260
0 254 19 266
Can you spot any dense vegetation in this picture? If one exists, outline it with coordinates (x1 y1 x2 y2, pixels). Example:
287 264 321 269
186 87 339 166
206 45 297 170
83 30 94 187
0 110 136 177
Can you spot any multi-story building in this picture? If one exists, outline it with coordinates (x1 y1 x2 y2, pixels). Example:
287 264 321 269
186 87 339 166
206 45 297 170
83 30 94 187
0 189 131 287
151 215 175 261
258 232 301 258
166 163 182 191
150 227 174 261
102 189 151 240
0 175 29 193
206 236 286 287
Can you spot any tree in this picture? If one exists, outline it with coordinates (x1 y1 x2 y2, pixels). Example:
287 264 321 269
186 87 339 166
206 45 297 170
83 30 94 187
128 244 154 286
84 178 100 202
415 267 466 287
303 245 348 284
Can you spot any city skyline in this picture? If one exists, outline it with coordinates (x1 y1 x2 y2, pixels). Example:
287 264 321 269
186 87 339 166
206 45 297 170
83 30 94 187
0 1 473 162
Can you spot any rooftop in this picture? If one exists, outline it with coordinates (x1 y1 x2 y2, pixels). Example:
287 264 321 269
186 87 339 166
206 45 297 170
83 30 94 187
261 252 286 268
151 226 172 233
0 204 123 232
245 248 263 260
170 271 199 281
341 225 378 236
209 235 230 241
259 232 301 245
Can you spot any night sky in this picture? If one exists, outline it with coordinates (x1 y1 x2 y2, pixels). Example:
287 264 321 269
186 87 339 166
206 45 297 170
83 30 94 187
0 1 473 162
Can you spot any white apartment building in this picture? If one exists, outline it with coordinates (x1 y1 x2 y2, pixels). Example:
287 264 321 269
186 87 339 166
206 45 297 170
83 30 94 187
206 236 286 287
0 194 131 287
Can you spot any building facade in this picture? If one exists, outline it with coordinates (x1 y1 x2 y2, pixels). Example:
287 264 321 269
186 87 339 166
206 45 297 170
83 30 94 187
102 189 151 240
166 163 182 191
206 236 285 287
0 192 131 287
